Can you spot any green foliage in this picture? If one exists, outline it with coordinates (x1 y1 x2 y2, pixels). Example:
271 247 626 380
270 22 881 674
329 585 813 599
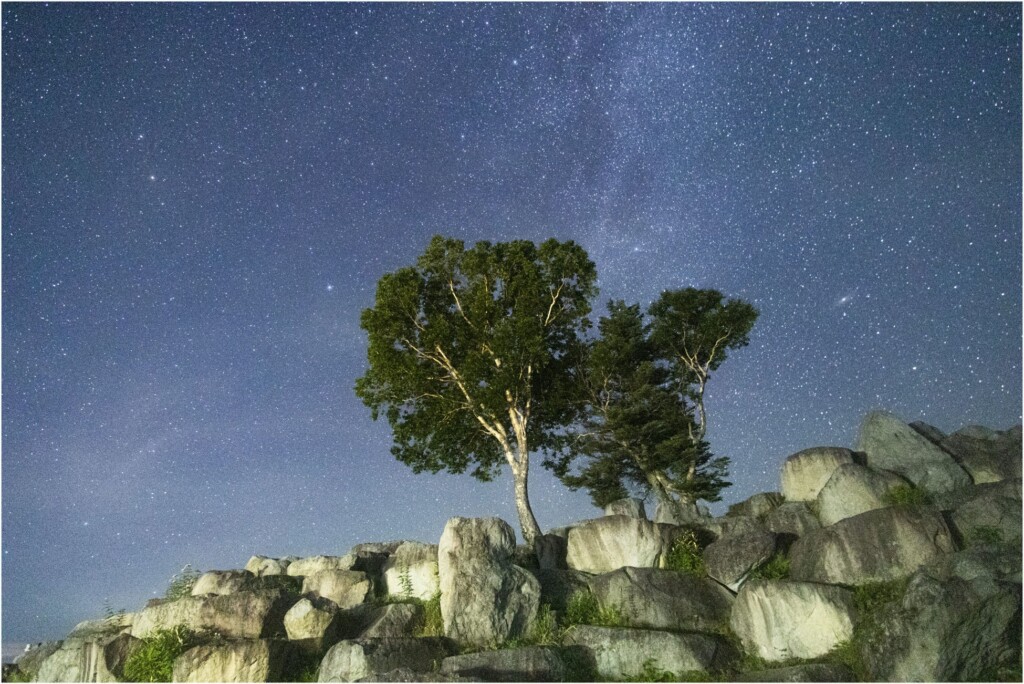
415 592 444 637
970 525 1005 545
563 591 627 628
164 564 201 601
398 565 415 598
3 668 32 683
122 626 196 682
882 484 932 507
253 574 302 595
624 659 679 682
749 553 790 581
295 664 320 683
664 530 706 577
355 235 598 543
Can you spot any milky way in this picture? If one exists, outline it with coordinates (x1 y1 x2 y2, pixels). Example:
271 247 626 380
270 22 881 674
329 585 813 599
2 4 1020 641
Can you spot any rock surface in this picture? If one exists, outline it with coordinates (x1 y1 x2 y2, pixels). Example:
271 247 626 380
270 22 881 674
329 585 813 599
381 542 439 600
360 603 424 639
780 447 857 502
941 425 1022 484
587 567 733 632
318 638 455 682
440 646 565 682
35 632 140 683
533 534 567 570
172 639 299 682
288 555 357 577
284 597 340 642
191 570 255 597
704 529 776 591
950 485 1023 545
13 641 63 680
734 663 856 682
245 555 292 576
303 570 373 609
131 588 294 639
437 517 540 647
763 502 821 540
730 580 856 661
603 497 647 519
815 462 908 526
789 506 956 585
565 515 677 573
563 625 725 679
529 568 590 612
856 411 972 495
727 492 783 519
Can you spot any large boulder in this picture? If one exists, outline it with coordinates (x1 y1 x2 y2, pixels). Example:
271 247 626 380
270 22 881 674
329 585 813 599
730 580 856 662
587 567 733 632
440 646 566 682
704 529 776 592
360 603 425 639
563 625 727 680
35 632 140 683
285 597 341 642
603 497 647 519
941 425 1022 484
950 484 1022 545
653 500 709 525
763 502 821 541
381 542 439 600
131 588 295 639
191 569 255 596
172 639 300 682
288 555 357 577
789 506 956 586
727 492 783 519
246 555 292 576
860 570 1022 681
855 411 972 495
815 463 909 526
302 570 373 609
533 534 567 570
13 641 62 680
780 447 857 502
565 515 678 573
318 638 455 682
529 568 591 612
438 517 540 647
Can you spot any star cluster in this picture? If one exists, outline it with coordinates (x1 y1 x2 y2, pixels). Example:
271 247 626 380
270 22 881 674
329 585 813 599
2 4 1020 642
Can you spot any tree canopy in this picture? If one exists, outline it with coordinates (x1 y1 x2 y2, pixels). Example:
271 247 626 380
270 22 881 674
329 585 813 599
354 235 597 545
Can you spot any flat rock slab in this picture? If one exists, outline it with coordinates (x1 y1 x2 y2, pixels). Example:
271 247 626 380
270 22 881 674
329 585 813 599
763 502 820 540
587 567 733 632
730 580 856 662
941 425 1022 484
440 646 566 682
563 625 725 680
172 639 300 682
131 588 295 639
192 570 255 597
288 555 357 577
360 603 424 639
303 570 373 609
815 462 908 526
856 411 972 495
319 638 456 683
780 447 857 502
789 506 956 586
566 515 678 573
704 529 776 592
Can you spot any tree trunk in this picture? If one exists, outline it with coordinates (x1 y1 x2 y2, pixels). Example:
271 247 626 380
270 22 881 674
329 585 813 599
647 474 699 524
512 464 542 548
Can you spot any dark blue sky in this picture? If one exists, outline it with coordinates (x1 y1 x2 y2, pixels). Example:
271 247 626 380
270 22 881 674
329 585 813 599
3 3 1020 643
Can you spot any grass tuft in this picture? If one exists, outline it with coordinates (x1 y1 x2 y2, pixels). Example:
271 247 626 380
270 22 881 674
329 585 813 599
749 553 790 581
564 590 628 628
122 625 196 682
882 484 932 507
664 530 706 577
164 565 202 601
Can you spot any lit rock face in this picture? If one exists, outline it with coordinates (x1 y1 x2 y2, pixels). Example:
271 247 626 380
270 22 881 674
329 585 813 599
287 555 357 577
172 639 299 683
35 632 140 683
603 497 647 519
438 517 540 647
780 447 857 502
856 411 972 495
191 569 254 596
565 515 678 573
245 555 292 576
703 529 777 592
381 542 439 600
318 638 456 682
788 506 956 586
302 570 373 609
284 597 340 641
563 625 727 680
587 567 734 632
763 502 821 539
730 580 856 662
814 462 908 526
131 588 294 639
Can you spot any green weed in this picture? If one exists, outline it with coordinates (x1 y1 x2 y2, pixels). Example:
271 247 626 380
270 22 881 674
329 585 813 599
970 525 1005 546
122 625 196 682
664 530 705 577
883 484 932 507
564 590 628 628
749 553 790 581
416 592 444 637
164 565 202 601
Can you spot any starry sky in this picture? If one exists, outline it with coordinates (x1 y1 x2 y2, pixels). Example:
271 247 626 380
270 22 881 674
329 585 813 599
2 3 1020 644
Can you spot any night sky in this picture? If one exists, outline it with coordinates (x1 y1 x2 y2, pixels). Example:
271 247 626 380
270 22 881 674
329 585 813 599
2 3 1020 644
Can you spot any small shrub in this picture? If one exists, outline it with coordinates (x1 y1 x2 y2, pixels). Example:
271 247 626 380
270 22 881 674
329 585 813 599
3 668 32 683
164 564 201 601
415 592 444 637
254 574 302 595
398 565 414 598
564 591 627 628
970 525 1005 546
664 530 705 577
883 484 932 507
749 553 790 581
122 625 196 682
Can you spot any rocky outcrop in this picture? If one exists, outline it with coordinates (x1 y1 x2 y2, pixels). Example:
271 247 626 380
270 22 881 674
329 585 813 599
564 625 727 680
191 570 254 597
360 603 425 639
856 411 972 495
815 463 908 526
440 646 566 682
730 580 856 661
565 515 678 573
763 502 820 540
789 506 956 585
727 492 782 519
381 542 439 600
245 555 292 577
780 447 857 502
529 568 590 612
950 482 1023 545
288 555 357 577
35 632 140 683
533 534 567 570
131 588 294 639
302 570 373 609
587 567 733 632
172 639 300 682
603 497 647 519
941 425 1022 484
704 529 776 591
284 597 341 642
437 517 540 647
13 641 62 680
318 638 455 682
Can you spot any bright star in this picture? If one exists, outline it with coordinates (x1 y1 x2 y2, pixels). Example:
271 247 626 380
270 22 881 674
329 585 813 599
326 284 334 292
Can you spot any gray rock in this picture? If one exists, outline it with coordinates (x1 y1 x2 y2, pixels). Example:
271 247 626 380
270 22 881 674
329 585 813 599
246 555 292 576
533 534 567 570
704 529 776 591
565 515 678 573
856 411 973 495
735 663 856 682
303 570 374 609
528 568 591 612
700 515 768 542
318 638 455 682
860 570 1022 681
941 426 1022 484
603 497 647 519
382 542 439 601
727 492 783 519
131 587 295 639
951 489 1022 545
351 541 406 556
730 580 856 661
790 506 956 586
285 597 341 642
66 613 133 639
288 555 358 577
356 667 481 682
563 625 726 680
780 447 858 502
35 632 140 683
925 545 1022 595
909 421 947 444
438 517 540 647
653 499 709 525
763 502 821 540
360 603 424 639
191 569 255 596
815 462 909 526
440 646 565 682
587 567 733 632
172 639 300 682
13 641 62 680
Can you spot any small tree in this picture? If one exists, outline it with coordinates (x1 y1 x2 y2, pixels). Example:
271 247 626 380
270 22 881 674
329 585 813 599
355 235 597 545
550 290 756 519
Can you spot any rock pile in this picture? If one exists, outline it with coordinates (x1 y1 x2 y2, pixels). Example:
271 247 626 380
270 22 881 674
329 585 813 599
14 410 1021 682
